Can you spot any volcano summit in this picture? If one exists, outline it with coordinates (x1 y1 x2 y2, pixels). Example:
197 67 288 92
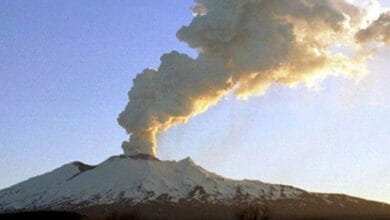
0 154 389 219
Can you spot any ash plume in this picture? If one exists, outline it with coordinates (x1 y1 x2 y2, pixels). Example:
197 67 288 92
118 0 389 156
356 11 390 45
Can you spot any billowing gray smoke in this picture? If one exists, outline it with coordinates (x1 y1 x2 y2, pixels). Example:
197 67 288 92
118 0 389 156
356 11 390 45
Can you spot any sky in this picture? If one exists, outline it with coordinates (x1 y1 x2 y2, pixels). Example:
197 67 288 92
0 0 389 203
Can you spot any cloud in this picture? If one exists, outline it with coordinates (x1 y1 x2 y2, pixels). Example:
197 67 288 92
356 11 390 44
118 0 388 156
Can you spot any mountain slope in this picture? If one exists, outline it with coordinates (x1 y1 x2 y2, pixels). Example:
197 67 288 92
0 154 389 219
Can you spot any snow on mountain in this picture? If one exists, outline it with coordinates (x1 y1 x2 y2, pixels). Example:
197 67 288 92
0 154 307 212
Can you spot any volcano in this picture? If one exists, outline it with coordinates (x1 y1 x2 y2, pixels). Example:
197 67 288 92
0 154 389 219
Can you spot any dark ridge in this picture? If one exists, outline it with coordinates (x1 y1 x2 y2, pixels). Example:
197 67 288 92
76 200 390 220
66 162 97 181
0 211 84 220
111 154 160 161
72 162 97 172
187 185 206 199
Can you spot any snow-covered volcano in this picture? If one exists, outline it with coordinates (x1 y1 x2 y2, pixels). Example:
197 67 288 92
0 154 389 219
0 154 304 211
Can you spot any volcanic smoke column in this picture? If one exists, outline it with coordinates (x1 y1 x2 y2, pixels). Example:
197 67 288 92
118 0 389 157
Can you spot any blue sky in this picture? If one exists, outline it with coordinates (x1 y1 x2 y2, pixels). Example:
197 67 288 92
0 0 389 203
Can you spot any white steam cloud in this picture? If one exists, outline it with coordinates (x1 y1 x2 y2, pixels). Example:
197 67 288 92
118 0 388 156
